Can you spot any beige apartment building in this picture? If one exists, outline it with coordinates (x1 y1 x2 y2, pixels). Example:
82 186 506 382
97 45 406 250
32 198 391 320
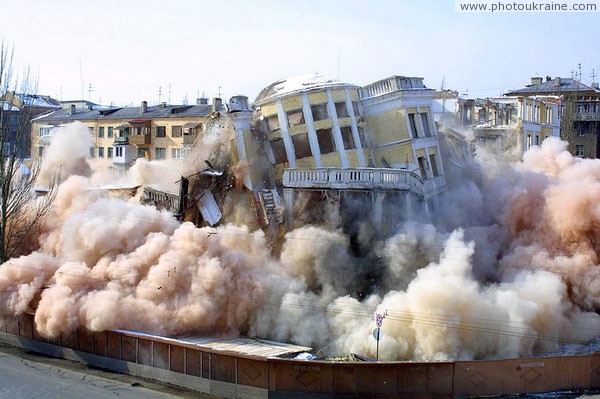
31 100 219 165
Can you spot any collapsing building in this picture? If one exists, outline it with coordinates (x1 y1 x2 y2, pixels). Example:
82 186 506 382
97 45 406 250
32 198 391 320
165 74 448 242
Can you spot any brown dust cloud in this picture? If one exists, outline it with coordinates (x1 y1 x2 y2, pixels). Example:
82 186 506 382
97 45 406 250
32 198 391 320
2 122 600 361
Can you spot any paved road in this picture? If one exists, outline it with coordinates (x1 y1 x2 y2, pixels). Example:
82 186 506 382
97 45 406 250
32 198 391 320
0 343 213 399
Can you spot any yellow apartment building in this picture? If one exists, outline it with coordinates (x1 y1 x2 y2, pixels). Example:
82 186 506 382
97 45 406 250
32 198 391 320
31 100 218 165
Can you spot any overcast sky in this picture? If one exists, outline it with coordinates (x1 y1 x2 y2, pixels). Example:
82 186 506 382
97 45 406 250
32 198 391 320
0 0 598 106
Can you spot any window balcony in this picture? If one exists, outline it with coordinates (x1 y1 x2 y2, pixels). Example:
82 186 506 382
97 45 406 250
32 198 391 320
128 134 151 145
573 112 600 121
282 168 446 199
183 134 196 145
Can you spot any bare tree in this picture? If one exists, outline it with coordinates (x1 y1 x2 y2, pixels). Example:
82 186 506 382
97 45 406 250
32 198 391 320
0 42 57 263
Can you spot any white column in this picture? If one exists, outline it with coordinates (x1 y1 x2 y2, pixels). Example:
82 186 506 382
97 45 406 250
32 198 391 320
326 89 349 167
404 112 416 139
276 99 296 167
231 111 253 190
416 106 426 137
344 88 366 167
301 94 322 167
283 188 295 230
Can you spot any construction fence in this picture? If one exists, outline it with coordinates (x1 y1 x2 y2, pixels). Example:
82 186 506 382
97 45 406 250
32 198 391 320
1 313 600 398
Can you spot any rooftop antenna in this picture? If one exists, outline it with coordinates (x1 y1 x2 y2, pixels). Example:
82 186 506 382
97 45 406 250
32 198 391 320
578 63 582 82
337 50 340 79
79 60 84 100
168 83 172 104
158 86 162 104
592 68 597 85
217 86 222 97
87 83 94 102
440 77 446 121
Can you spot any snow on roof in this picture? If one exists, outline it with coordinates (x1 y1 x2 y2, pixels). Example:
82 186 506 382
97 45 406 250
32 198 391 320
255 73 357 105
1 101 19 111
15 93 61 108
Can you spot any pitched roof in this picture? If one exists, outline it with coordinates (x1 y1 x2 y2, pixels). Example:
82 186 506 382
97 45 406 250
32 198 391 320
505 78 598 95
33 103 215 123
14 93 61 108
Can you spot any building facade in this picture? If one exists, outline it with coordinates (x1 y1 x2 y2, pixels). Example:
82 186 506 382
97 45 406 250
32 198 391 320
1 92 61 157
458 96 560 161
250 74 447 237
506 76 600 158
31 100 218 165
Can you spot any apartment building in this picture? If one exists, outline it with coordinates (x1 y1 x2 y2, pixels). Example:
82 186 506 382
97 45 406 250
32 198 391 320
506 76 599 158
458 95 560 160
31 100 217 164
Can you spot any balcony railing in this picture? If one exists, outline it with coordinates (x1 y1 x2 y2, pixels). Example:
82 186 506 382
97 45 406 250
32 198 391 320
574 113 600 121
283 168 447 199
128 134 151 145
114 136 128 144
183 134 196 145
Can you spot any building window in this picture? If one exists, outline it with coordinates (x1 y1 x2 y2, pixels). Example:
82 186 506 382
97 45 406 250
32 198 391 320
115 146 123 157
421 113 431 137
88 127 94 135
155 147 166 159
335 102 349 118
291 133 312 159
172 148 184 159
429 154 438 176
316 128 335 154
107 127 113 138
155 126 166 137
311 104 328 121
38 146 43 157
267 115 280 132
576 145 585 157
98 147 104 157
89 147 95 157
418 156 427 179
39 127 52 137
286 109 305 127
408 113 418 138
270 138 288 164
138 147 147 158
340 127 355 150
172 126 182 137
98 127 104 138
107 147 113 158
535 135 540 145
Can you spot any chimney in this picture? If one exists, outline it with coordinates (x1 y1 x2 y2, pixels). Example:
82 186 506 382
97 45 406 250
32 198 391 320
546 75 552 82
228 95 249 112
160 102 167 108
69 104 76 116
141 100 147 113
212 98 222 113
593 82 599 90
530 77 543 86
197 97 208 105
553 77 561 87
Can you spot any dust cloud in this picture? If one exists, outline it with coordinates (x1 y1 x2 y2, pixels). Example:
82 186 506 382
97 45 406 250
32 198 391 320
2 123 600 361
